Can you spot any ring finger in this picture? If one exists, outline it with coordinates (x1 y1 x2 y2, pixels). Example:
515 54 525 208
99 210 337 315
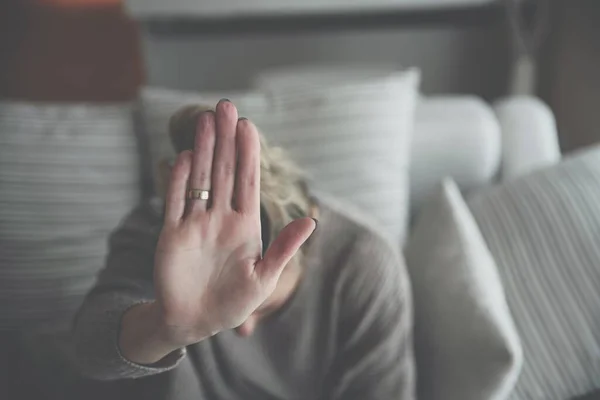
188 110 216 213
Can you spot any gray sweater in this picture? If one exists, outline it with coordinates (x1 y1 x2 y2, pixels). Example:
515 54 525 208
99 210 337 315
73 196 415 400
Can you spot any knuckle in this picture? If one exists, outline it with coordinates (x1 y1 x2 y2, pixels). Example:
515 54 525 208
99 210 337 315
182 215 209 235
159 222 178 237
240 261 256 280
247 175 258 187
240 174 258 189
219 162 235 177
197 171 210 184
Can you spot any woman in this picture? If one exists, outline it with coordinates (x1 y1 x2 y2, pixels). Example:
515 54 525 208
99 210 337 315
73 100 415 399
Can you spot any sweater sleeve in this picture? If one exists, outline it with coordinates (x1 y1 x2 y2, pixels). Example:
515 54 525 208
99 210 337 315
325 233 416 400
73 202 185 380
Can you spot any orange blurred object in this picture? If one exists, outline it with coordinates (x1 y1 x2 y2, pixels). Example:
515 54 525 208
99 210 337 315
35 0 122 7
0 0 144 102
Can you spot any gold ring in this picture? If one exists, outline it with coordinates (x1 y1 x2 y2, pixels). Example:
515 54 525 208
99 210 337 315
187 189 210 201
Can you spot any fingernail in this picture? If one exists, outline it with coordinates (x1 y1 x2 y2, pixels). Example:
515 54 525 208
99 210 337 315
311 218 319 231
198 110 214 124
219 98 230 103
238 117 248 121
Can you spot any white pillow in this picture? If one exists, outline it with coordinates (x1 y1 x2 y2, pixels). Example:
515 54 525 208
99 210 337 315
139 87 268 196
467 145 600 400
254 66 420 243
405 179 523 400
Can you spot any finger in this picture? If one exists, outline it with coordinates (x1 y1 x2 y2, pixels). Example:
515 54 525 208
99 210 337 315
164 150 193 224
188 111 216 213
211 100 238 210
234 118 260 214
255 218 317 283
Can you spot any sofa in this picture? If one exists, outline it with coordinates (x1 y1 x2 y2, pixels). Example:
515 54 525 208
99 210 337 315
5 66 600 400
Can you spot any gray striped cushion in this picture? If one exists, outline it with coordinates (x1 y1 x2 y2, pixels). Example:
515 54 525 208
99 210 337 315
467 145 600 400
255 68 420 243
0 102 141 332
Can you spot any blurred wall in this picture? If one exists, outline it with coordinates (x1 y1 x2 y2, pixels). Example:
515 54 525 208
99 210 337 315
140 21 510 99
540 0 600 151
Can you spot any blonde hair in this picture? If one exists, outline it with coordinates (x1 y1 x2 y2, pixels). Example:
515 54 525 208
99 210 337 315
165 104 312 256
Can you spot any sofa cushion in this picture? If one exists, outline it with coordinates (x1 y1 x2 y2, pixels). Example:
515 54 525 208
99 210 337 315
410 96 501 217
255 67 420 243
0 101 141 331
467 145 600 400
493 96 561 180
405 179 522 400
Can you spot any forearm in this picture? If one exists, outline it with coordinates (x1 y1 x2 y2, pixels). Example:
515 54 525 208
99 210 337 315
73 291 185 381
71 203 185 380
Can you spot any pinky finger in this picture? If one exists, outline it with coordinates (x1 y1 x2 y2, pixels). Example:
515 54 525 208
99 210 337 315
165 150 193 224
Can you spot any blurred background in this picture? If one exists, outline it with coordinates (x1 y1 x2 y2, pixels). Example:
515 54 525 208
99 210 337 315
129 0 598 151
1 0 599 399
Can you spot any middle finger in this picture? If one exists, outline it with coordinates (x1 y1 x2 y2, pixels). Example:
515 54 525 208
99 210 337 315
211 100 238 211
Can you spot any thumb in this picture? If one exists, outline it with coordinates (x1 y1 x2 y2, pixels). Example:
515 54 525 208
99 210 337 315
255 217 317 282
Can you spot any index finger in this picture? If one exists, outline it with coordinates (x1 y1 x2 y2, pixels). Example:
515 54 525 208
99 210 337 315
234 118 261 214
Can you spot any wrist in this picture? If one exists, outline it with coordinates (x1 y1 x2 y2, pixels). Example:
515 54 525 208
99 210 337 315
119 302 181 365
152 300 217 347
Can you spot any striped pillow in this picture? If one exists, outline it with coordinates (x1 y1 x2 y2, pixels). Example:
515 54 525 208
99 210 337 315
467 145 600 400
0 101 141 331
255 67 420 243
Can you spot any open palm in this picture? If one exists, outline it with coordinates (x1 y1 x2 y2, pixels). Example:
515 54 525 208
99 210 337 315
153 101 315 347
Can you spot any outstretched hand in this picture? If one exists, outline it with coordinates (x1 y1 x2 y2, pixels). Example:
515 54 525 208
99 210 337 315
152 100 316 348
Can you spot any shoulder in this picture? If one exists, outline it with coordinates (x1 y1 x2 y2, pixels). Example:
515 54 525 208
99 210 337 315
311 195 409 299
310 196 412 336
